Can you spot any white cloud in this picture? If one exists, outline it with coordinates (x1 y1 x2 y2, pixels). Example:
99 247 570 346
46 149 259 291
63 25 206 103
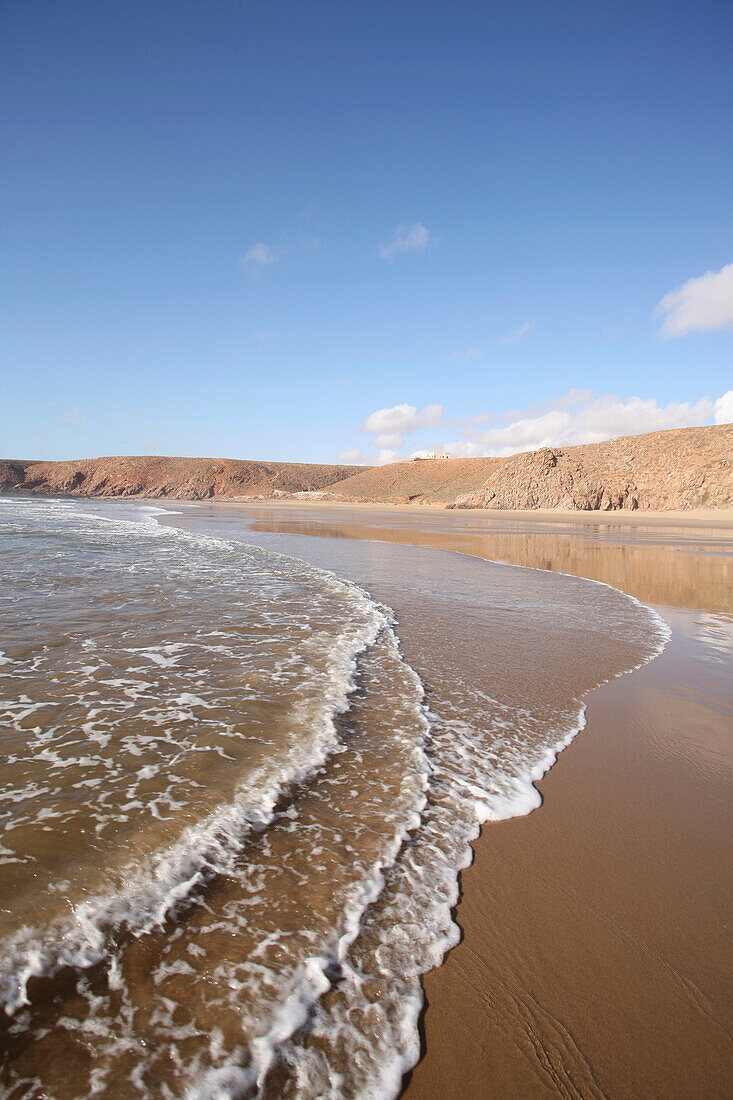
379 223 431 261
452 410 492 428
343 389 728 466
499 320 534 345
240 242 279 275
376 448 402 465
55 407 85 427
355 402 445 461
502 388 594 422
447 346 484 362
362 403 444 437
336 448 374 465
447 390 717 457
714 390 733 424
374 431 406 449
543 387 594 411
656 263 733 338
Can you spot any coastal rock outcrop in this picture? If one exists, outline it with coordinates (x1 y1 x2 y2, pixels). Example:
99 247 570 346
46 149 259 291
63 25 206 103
450 424 732 511
0 456 360 501
2 424 731 511
451 446 638 510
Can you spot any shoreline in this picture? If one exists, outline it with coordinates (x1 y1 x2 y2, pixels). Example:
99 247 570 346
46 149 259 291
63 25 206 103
210 497 733 528
4 494 728 1094
404 602 733 1098
4 488 733 528
168 500 733 1098
183 499 733 613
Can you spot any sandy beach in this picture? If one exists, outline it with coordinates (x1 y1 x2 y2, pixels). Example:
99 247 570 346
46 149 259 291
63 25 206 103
3 496 729 1096
404 604 733 1099
5 2 732 1094
187 501 733 1099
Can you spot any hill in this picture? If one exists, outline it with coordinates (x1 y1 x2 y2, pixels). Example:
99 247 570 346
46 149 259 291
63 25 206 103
2 424 730 510
450 424 732 511
0 456 360 500
330 456 506 504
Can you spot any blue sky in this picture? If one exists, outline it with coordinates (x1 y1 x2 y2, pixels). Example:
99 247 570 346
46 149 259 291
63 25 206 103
2 0 731 463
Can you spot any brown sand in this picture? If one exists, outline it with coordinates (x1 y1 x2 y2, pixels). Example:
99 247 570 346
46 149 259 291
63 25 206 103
211 496 733 527
202 501 733 1098
404 614 733 1099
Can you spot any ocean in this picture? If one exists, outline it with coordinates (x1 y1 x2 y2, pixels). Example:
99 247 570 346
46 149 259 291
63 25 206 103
0 497 668 1098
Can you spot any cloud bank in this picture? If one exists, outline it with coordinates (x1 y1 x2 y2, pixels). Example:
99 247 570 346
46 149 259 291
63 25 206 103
346 390 729 464
448 391 717 457
656 262 733 337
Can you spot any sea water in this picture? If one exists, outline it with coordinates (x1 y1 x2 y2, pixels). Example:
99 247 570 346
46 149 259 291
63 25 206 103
0 498 668 1098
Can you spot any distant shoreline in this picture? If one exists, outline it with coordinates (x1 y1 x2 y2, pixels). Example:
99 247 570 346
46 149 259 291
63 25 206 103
3 486 733 528
208 495 733 528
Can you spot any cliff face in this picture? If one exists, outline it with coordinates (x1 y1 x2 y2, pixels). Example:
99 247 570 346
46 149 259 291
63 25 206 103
2 424 731 510
451 424 732 511
0 456 360 501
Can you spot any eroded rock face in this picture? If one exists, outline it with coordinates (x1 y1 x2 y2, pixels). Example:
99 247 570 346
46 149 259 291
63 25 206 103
0 457 361 501
455 447 637 511
450 424 732 511
0 461 28 489
1 424 731 510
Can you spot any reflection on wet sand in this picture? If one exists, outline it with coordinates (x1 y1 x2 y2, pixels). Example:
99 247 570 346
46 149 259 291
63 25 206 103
234 507 733 613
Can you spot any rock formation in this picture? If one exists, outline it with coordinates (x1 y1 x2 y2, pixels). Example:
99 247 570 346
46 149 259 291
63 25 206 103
450 424 732 511
0 456 359 501
2 424 731 511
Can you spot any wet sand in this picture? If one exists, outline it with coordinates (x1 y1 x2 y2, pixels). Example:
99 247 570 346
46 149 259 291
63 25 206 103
405 608 733 1099
201 502 733 1099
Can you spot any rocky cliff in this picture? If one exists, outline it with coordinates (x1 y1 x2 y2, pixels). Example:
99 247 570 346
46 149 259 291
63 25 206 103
0 456 360 500
450 424 732 511
2 424 731 511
